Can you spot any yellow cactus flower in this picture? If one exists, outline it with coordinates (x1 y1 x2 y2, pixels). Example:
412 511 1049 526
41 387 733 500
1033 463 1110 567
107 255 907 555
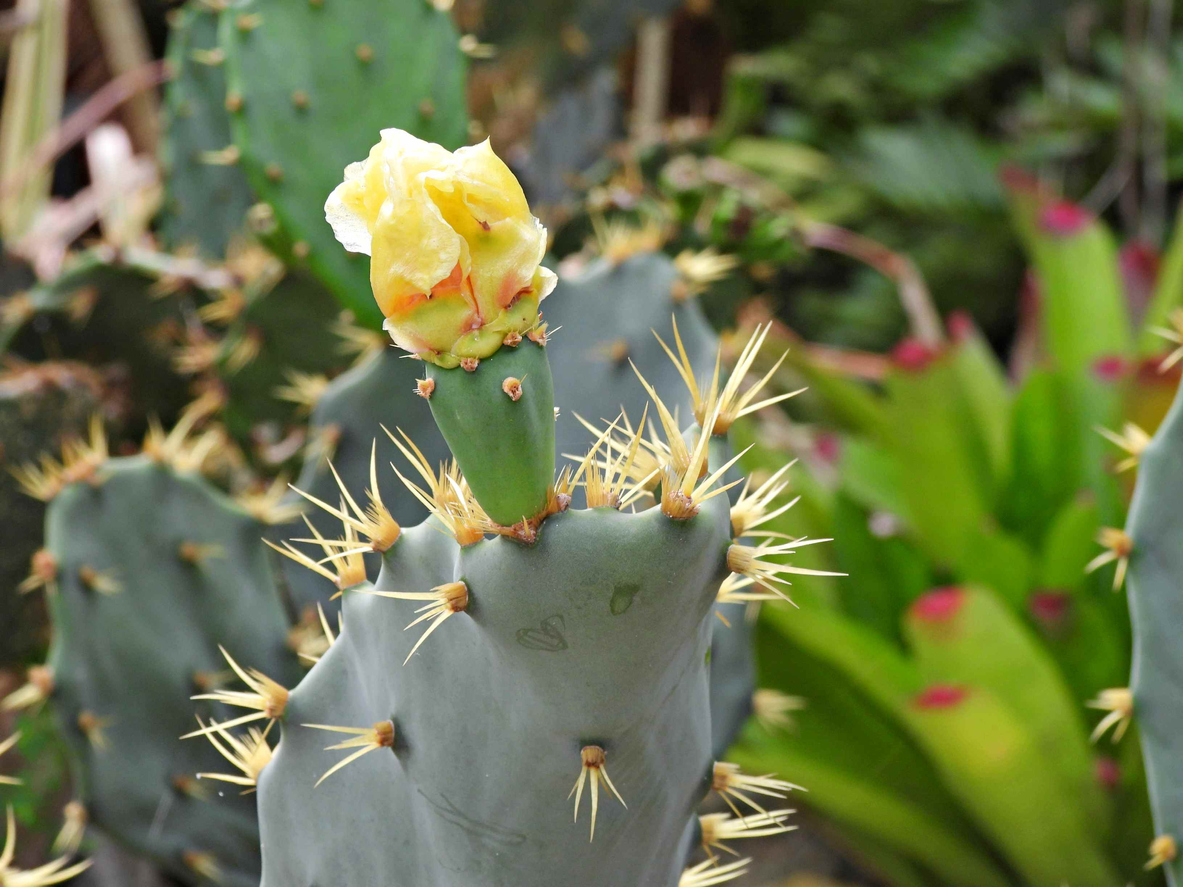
325 129 556 366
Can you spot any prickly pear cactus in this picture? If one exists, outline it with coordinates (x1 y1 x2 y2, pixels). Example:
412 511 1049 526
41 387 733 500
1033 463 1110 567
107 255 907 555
8 421 302 886
158 1 254 258
1122 379 1183 885
273 251 758 757
249 129 816 886
217 0 468 326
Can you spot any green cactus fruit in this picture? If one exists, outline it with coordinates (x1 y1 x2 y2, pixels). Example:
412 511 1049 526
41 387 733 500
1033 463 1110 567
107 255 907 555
9 428 302 886
254 303 817 883
158 1 254 258
217 0 468 327
424 338 556 529
0 362 102 664
1123 379 1183 885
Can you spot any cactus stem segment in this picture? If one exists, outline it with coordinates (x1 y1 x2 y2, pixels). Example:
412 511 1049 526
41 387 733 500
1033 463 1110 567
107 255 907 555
183 647 289 738
1097 422 1151 473
726 539 844 602
289 444 401 552
1 805 92 886
415 378 436 399
730 462 799 538
76 712 113 750
656 321 802 436
2 666 54 712
18 549 58 595
195 718 274 793
711 762 802 818
1087 687 1134 742
363 581 470 665
51 802 87 857
751 689 806 732
699 810 796 858
0 734 21 786
1147 835 1179 870
569 746 626 842
678 856 752 886
303 721 396 786
1086 528 1133 590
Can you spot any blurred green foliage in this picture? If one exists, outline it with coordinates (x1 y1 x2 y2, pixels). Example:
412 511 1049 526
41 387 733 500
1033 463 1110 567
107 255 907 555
727 168 1183 885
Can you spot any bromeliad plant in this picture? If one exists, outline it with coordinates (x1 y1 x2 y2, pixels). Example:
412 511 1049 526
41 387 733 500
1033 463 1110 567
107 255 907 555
724 179 1183 886
240 129 826 886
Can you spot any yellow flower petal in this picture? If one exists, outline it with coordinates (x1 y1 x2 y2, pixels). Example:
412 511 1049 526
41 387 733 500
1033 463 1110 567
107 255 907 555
325 130 552 365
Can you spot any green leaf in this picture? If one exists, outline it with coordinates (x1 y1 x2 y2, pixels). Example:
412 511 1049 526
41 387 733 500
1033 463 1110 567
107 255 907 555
1038 493 1101 592
904 585 1109 833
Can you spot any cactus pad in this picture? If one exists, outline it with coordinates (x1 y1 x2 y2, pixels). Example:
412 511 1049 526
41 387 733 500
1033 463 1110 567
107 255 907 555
159 2 254 258
28 445 301 885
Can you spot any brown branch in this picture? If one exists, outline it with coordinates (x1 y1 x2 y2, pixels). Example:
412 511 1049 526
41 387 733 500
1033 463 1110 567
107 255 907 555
699 155 943 344
800 221 944 346
0 59 170 204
